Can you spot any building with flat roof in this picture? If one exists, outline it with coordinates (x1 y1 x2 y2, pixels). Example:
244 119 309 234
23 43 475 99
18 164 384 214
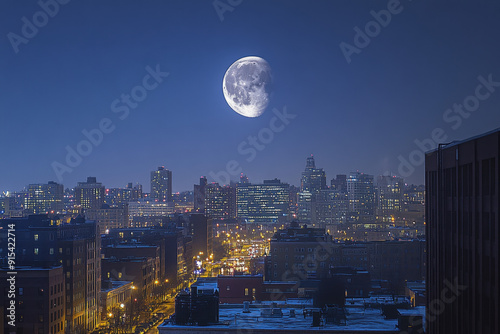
0 214 101 333
25 181 64 214
426 128 500 334
100 280 134 322
151 167 172 202
237 179 290 223
158 299 424 333
74 176 105 210
1 266 65 334
205 183 237 220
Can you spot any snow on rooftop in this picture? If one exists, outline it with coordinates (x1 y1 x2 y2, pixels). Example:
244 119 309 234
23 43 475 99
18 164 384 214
158 304 425 332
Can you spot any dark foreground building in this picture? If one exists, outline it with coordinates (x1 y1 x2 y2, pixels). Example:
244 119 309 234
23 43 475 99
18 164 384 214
426 129 499 334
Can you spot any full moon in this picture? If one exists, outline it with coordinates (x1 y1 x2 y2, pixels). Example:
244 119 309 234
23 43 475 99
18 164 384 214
223 56 273 118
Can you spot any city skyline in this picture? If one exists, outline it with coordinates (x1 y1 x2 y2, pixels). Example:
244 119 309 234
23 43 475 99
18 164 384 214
1 157 423 195
1 1 500 193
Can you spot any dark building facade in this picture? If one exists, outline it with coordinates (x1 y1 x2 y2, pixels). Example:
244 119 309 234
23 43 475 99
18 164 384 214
0 214 101 333
189 213 213 260
204 183 237 220
426 129 499 334
1 266 65 334
267 225 425 293
193 176 208 213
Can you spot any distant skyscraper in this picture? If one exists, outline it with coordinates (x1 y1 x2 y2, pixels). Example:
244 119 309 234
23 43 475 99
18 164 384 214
25 181 64 214
105 182 143 206
347 172 375 222
311 189 348 227
151 166 172 202
204 183 237 220
297 191 313 223
237 179 289 223
298 155 327 223
75 177 105 210
194 176 207 213
300 155 327 193
376 175 403 221
426 129 499 334
288 185 300 218
330 174 347 192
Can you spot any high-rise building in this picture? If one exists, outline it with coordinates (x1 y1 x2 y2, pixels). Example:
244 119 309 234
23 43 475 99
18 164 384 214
330 174 347 192
426 129 499 334
105 183 142 206
0 196 20 217
298 155 327 223
189 213 213 260
376 175 404 221
237 179 290 223
151 167 172 202
194 176 208 213
297 191 313 223
74 177 105 210
288 185 300 218
311 189 348 227
300 155 327 193
25 181 64 214
347 172 375 223
205 183 237 220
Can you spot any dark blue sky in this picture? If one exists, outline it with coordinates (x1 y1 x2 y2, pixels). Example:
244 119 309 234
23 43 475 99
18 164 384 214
1 0 499 193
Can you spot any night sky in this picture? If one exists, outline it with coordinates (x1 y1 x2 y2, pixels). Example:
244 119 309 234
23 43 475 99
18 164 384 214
1 0 499 193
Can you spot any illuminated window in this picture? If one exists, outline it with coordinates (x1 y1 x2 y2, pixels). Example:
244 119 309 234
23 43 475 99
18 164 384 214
245 288 249 296
34 248 39 255
34 234 39 241
118 272 122 279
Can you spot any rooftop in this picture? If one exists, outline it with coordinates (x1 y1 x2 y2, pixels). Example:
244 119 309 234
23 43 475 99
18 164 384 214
101 280 133 293
159 303 425 333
